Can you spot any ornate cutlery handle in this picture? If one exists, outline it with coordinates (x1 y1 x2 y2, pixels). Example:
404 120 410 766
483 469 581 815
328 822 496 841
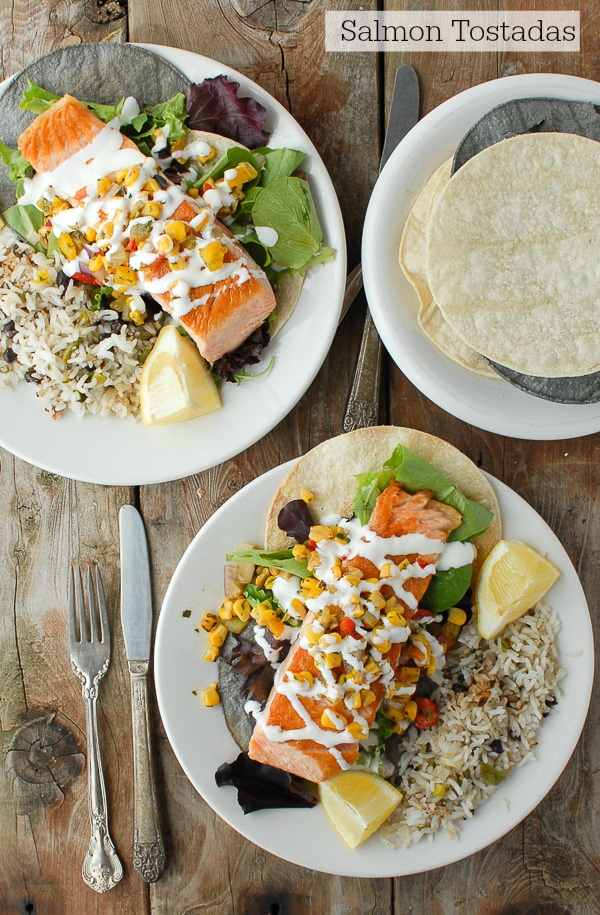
129 661 166 882
343 308 383 431
80 677 123 893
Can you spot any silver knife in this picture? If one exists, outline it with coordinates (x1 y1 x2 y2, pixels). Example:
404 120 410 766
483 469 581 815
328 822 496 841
119 504 166 882
342 65 419 431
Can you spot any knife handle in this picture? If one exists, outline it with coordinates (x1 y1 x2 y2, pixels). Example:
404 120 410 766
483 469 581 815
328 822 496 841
128 661 166 882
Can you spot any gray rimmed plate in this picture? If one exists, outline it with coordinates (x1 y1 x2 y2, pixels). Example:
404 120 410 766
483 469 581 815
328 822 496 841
0 42 189 211
452 96 600 405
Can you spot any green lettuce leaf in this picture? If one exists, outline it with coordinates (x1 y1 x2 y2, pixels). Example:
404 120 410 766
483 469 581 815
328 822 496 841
19 79 59 113
226 548 310 579
254 147 306 186
2 204 45 250
249 176 334 272
420 564 473 613
384 444 494 543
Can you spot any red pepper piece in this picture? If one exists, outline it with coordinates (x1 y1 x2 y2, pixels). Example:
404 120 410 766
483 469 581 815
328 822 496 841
72 272 100 285
339 617 360 639
414 697 439 729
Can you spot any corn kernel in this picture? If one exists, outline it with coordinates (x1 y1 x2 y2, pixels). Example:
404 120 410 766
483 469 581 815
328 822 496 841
291 598 307 618
267 617 285 639
447 607 467 626
165 220 188 243
320 709 346 730
113 266 137 287
116 167 129 184
208 623 228 647
187 186 200 198
34 268 51 284
324 652 342 669
124 167 140 187
405 700 418 721
171 256 187 271
304 626 321 645
426 657 437 676
200 239 226 272
364 657 381 677
219 600 234 620
348 722 368 740
369 590 386 611
83 227 97 243
203 645 219 663
397 666 420 685
385 705 405 722
141 201 162 219
309 525 333 542
97 177 112 197
200 612 219 632
58 232 77 260
380 563 392 579
143 178 161 194
294 671 314 687
433 783 446 797
386 610 406 628
98 221 114 241
301 488 314 504
201 684 220 707
292 544 310 560
88 254 104 273
129 309 145 326
350 691 362 709
233 598 251 621
360 689 376 707
319 632 342 646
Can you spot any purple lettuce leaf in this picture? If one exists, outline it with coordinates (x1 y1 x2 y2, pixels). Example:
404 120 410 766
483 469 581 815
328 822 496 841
215 751 318 813
186 77 270 148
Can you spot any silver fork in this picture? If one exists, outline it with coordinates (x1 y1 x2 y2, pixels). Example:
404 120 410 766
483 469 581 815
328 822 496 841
68 563 124 893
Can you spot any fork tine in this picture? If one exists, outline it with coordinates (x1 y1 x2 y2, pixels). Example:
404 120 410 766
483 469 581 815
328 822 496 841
94 565 109 646
74 563 87 642
68 564 78 646
87 565 100 643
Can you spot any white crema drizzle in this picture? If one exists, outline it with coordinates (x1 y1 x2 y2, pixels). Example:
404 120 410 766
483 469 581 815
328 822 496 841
252 512 475 758
20 117 261 317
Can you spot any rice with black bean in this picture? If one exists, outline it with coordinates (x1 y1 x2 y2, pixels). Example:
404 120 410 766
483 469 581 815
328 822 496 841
0 226 163 419
380 603 563 847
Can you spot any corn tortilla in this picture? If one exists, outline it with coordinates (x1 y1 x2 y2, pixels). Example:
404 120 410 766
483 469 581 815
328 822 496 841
399 159 495 378
265 426 501 579
426 132 600 378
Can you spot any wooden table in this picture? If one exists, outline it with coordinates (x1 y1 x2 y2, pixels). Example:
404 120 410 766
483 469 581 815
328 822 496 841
1 2 599 912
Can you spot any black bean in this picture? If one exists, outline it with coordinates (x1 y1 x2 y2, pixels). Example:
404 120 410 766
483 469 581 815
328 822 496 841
3 348 17 363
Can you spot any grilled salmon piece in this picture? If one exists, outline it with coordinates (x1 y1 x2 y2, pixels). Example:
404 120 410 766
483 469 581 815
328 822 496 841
18 94 276 364
248 482 462 782
18 94 134 167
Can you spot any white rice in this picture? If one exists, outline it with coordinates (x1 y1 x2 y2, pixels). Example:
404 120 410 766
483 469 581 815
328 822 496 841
380 602 563 847
0 226 163 419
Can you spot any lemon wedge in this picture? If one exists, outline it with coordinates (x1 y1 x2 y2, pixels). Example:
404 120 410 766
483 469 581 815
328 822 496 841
475 539 560 639
140 325 221 426
318 771 402 850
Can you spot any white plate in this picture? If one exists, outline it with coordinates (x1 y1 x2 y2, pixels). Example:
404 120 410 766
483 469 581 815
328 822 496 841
155 458 593 878
362 73 600 440
0 45 346 484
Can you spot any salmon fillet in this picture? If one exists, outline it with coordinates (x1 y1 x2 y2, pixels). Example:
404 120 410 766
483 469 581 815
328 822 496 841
18 94 276 364
248 482 462 783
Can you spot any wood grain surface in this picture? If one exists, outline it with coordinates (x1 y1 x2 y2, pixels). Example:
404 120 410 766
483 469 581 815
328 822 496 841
0 1 599 913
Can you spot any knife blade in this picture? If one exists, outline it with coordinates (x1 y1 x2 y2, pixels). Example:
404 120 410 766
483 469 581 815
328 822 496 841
119 504 166 882
380 64 420 172
342 65 419 431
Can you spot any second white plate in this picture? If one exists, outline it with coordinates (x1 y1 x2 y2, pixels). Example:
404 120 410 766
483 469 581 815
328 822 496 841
362 73 600 440
154 458 593 877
